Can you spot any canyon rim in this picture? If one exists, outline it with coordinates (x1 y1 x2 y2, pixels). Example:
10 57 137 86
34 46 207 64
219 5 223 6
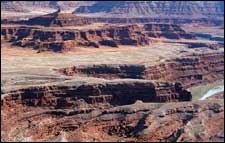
1 1 224 142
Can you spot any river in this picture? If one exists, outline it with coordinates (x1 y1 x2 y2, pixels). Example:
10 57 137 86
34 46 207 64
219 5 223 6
199 85 224 100
188 80 224 100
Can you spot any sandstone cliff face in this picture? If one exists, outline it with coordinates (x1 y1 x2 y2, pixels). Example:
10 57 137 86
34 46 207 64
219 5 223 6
59 52 224 88
1 25 148 51
1 98 223 142
59 64 146 79
145 52 224 88
1 80 191 110
25 10 93 27
1 23 196 51
0 79 193 142
144 24 195 39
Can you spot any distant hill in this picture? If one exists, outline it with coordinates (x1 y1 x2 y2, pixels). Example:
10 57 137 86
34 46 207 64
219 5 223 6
1 1 94 13
74 1 224 19
1 1 224 20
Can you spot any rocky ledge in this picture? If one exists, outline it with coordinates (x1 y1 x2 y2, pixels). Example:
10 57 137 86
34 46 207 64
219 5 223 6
1 79 191 111
1 99 223 142
1 23 195 52
59 52 224 88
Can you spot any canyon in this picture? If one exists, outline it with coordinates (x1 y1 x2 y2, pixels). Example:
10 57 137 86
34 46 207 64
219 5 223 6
1 20 197 52
1 43 223 142
1 24 149 51
1 79 191 108
1 1 224 142
59 52 224 88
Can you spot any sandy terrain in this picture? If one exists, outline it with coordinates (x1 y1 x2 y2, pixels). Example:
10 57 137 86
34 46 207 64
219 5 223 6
182 24 224 37
1 33 223 93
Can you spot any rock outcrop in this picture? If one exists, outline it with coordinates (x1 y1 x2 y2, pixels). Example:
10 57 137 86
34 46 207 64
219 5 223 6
25 10 92 27
59 52 224 88
1 23 196 51
1 1 95 13
145 52 224 88
2 1 224 26
90 17 224 26
2 1 224 20
144 24 195 39
74 1 224 20
59 64 146 79
1 25 148 51
1 79 191 110
1 98 223 142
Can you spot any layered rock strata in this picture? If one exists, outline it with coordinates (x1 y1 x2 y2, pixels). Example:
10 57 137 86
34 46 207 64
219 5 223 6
1 99 223 142
91 18 224 26
2 1 224 26
1 24 149 51
1 80 191 111
143 24 195 39
145 52 224 88
59 52 224 88
74 1 224 20
25 10 92 27
2 1 224 21
1 23 195 52
3 17 224 27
